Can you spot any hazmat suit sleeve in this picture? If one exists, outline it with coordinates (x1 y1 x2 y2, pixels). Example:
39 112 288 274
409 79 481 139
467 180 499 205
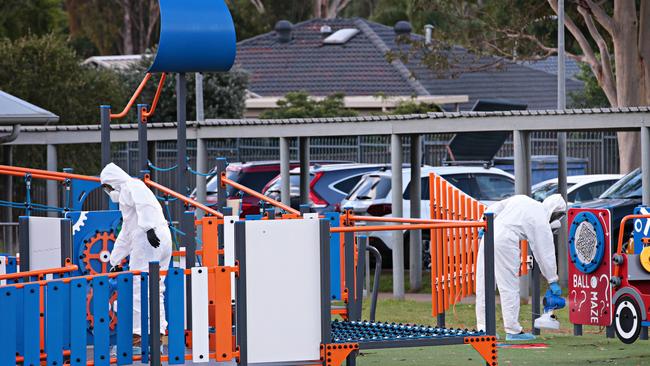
527 211 559 284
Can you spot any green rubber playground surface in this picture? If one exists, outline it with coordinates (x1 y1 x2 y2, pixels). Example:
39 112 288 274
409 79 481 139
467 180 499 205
357 299 650 365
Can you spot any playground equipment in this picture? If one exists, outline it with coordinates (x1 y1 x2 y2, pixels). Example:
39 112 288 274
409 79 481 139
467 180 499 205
566 206 650 344
0 165 499 366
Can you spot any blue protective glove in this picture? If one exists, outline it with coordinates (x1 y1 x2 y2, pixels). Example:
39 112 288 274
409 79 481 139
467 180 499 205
549 282 562 296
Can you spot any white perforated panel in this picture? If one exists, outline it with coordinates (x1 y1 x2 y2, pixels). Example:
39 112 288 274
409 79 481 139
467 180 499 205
243 219 322 364
191 267 210 363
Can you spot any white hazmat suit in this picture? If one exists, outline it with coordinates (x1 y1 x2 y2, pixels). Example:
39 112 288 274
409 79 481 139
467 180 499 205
100 163 172 335
476 194 566 335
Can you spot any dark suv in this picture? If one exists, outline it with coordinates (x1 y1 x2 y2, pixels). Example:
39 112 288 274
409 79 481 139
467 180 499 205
573 168 641 243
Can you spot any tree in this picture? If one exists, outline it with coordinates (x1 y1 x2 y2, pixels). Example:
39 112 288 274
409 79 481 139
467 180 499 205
0 0 67 40
0 34 128 174
260 92 358 118
570 63 609 108
313 0 354 18
383 0 649 173
65 0 160 55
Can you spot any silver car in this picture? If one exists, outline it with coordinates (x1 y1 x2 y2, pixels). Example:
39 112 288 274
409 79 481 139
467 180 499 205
341 166 515 265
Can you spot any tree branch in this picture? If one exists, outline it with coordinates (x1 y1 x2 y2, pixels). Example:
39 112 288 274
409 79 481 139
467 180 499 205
579 0 616 36
577 5 617 104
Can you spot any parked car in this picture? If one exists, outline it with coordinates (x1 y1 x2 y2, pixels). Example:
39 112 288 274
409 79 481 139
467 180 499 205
341 166 515 264
531 174 622 203
573 168 641 244
191 160 346 216
262 163 400 213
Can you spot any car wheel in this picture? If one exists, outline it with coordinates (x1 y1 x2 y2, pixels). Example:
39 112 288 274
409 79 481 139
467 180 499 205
614 295 641 344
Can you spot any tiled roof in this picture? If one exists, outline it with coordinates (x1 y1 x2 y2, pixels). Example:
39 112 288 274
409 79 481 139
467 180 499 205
235 18 585 110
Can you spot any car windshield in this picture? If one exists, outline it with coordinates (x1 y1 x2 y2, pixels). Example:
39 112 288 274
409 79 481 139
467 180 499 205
600 168 641 199
531 182 577 201
346 175 391 200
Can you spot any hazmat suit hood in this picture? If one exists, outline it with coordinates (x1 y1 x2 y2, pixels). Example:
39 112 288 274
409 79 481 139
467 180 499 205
542 194 567 221
100 163 131 191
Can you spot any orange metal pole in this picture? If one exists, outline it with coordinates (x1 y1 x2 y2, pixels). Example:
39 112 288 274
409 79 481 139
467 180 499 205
0 165 100 182
0 169 66 182
142 73 167 119
144 176 223 218
461 194 468 297
110 73 152 119
435 175 444 314
467 197 475 293
349 215 459 224
440 179 448 310
435 175 444 313
221 174 301 216
330 222 485 233
447 184 458 304
520 240 529 276
0 265 77 281
428 173 437 316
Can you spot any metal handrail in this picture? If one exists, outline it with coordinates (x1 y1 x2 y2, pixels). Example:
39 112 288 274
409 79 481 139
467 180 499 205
331 222 486 233
110 73 152 119
221 173 301 216
144 175 223 218
0 165 100 182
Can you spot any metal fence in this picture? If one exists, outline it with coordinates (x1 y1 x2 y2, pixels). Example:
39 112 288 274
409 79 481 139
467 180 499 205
0 131 620 254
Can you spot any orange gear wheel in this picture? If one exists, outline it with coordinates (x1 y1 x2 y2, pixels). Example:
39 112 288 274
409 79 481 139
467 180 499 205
86 288 119 332
82 231 116 274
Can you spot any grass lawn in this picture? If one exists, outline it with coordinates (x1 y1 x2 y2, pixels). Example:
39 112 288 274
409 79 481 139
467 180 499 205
352 297 650 365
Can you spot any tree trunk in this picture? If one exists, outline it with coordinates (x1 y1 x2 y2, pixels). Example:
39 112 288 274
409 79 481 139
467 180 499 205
614 0 643 173
122 0 134 54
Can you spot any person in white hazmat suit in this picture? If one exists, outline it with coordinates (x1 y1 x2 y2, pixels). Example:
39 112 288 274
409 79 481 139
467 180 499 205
100 163 172 348
475 194 566 341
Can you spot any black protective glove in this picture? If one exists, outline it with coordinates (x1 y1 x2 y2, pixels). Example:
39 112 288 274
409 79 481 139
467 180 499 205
147 228 161 248
109 264 123 273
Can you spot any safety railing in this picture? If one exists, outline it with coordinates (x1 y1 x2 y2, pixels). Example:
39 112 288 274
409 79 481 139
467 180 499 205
220 172 301 216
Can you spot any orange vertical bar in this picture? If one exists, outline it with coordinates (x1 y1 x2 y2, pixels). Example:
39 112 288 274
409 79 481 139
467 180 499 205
435 175 444 314
461 194 468 297
441 179 449 310
447 184 456 305
429 173 437 316
520 240 529 276
453 188 461 304
339 215 347 300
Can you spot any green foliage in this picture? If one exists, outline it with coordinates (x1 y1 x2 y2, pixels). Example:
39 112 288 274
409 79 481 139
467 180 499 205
570 63 610 108
0 0 67 40
216 0 314 41
260 92 358 119
0 34 128 174
120 55 249 121
391 100 441 114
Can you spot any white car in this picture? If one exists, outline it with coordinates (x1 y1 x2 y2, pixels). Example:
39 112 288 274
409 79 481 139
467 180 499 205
531 174 622 203
340 166 515 256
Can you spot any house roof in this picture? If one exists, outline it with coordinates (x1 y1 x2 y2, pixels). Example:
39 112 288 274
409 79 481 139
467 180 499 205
235 18 584 110
520 56 583 80
0 90 59 125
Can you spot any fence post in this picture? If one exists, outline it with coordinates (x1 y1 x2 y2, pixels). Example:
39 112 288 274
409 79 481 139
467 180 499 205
484 213 496 336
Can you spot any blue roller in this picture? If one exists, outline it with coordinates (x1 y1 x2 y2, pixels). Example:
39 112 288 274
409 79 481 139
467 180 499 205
46 281 65 366
149 0 236 73
166 267 185 364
